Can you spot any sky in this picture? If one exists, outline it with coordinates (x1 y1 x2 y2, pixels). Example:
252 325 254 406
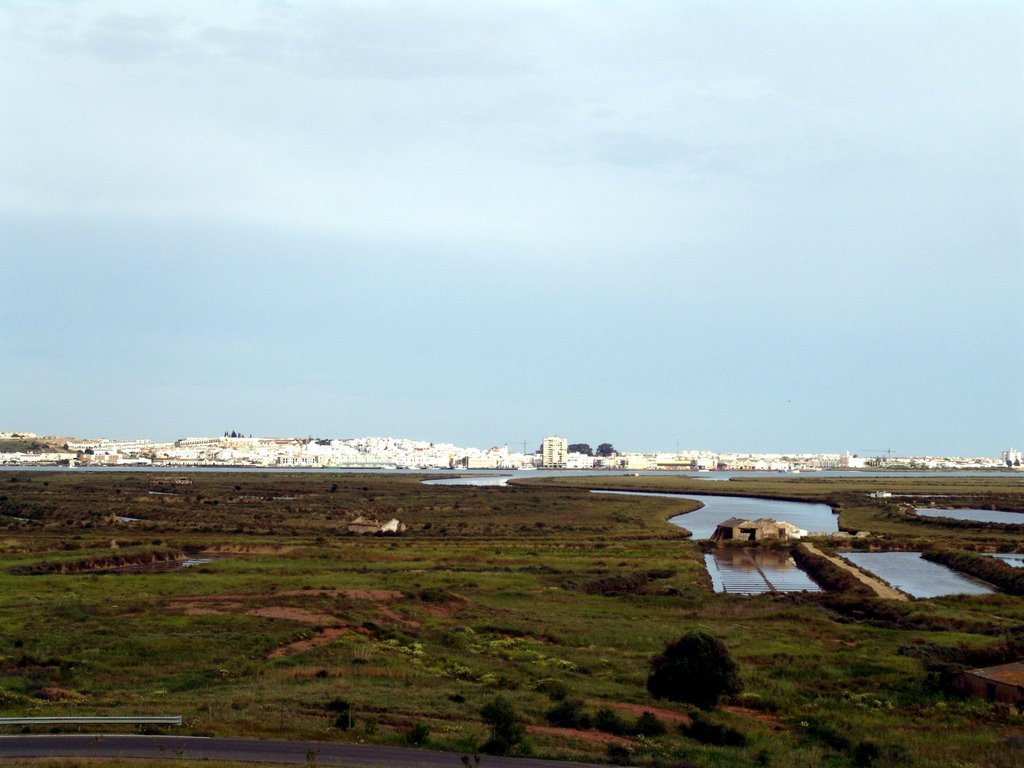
1 0 1022 457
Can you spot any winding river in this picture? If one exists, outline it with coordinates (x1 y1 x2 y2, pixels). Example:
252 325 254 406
592 490 837 539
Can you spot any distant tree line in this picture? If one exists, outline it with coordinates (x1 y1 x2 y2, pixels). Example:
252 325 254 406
566 443 617 457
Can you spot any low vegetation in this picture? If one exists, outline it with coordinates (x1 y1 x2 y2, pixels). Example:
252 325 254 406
0 470 1020 767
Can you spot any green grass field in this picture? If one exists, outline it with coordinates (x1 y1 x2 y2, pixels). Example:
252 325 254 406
0 471 1022 767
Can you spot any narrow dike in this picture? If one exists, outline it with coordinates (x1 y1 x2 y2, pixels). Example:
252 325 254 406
800 543 908 601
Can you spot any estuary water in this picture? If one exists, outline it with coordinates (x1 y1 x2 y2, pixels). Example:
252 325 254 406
592 490 837 539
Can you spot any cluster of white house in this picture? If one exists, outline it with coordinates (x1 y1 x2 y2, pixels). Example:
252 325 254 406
0 431 1019 471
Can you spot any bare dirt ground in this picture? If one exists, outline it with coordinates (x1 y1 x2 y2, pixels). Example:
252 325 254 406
802 543 910 600
267 628 357 659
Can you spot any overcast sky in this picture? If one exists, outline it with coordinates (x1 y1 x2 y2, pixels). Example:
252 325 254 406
2 1 1021 456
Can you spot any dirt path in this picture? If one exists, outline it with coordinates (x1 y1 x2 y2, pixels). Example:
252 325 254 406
802 543 909 601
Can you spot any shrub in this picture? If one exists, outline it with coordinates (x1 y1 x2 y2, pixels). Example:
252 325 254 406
634 711 667 736
853 740 881 766
406 723 430 745
606 744 633 765
480 696 526 755
326 698 352 729
592 707 628 735
683 711 748 747
581 573 650 596
534 678 569 700
545 698 590 729
647 631 741 709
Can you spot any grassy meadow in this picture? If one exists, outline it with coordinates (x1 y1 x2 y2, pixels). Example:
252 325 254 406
0 470 1022 767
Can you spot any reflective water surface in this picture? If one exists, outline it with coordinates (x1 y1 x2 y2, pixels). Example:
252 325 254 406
704 549 821 595
915 508 1024 524
592 491 836 539
841 551 994 598
987 553 1024 569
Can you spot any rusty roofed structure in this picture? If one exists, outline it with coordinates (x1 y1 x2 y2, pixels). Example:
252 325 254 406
953 662 1024 706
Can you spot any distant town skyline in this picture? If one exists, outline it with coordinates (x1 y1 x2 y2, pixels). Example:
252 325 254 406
2 2 1021 459
0 428 1016 464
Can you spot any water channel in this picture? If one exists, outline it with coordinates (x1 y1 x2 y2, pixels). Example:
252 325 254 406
915 508 1024 525
988 553 1024 569
592 490 837 539
423 480 838 538
840 552 995 598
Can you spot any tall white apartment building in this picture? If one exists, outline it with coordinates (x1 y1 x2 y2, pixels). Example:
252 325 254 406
542 436 568 468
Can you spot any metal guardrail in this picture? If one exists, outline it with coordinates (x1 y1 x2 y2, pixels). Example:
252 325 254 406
0 716 182 726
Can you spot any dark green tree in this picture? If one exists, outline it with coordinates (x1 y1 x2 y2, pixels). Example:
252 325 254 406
647 631 741 709
596 443 617 457
568 443 592 455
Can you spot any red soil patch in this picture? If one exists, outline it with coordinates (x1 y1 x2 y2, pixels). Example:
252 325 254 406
336 589 403 601
267 627 353 659
421 596 468 618
527 725 633 747
174 599 245 615
585 699 693 727
246 606 343 625
181 606 231 616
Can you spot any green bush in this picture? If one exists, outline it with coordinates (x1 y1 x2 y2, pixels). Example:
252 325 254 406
683 711 748 747
546 698 590 729
406 723 430 745
634 711 667 736
534 678 569 700
647 631 741 709
480 696 527 755
592 707 629 735
327 698 352 729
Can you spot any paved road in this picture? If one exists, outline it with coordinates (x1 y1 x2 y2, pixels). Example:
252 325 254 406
0 734 616 767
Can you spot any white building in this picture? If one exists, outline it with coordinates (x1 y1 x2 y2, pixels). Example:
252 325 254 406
542 436 568 468
565 452 595 470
